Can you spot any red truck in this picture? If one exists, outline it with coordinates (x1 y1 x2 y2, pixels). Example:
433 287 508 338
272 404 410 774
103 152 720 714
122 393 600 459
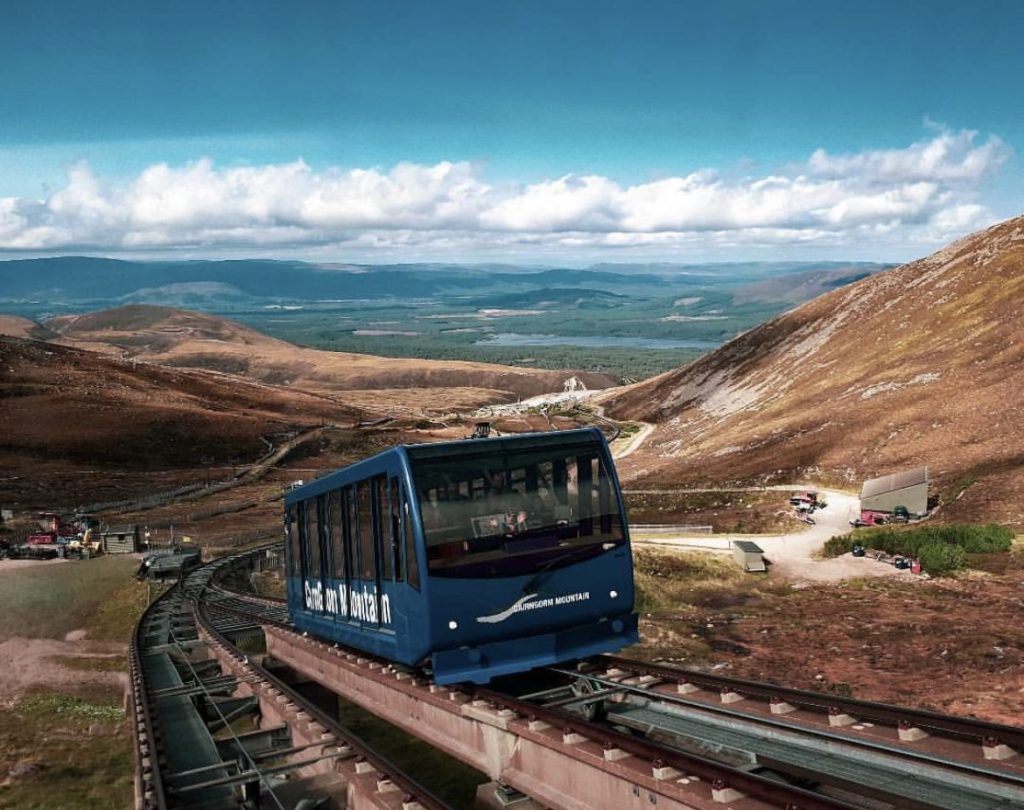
851 509 889 527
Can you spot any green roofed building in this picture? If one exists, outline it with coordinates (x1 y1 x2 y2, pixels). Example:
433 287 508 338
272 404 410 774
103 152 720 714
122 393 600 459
733 540 766 573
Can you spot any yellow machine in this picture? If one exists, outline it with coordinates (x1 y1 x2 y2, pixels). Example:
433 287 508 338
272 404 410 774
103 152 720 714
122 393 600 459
67 528 102 555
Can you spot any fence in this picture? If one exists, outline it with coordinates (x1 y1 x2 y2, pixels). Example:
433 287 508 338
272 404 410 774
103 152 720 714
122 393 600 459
76 428 319 516
630 524 714 534
205 526 280 552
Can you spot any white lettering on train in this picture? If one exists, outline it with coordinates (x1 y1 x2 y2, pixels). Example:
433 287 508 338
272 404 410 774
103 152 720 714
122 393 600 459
303 580 324 611
476 591 591 624
304 579 392 628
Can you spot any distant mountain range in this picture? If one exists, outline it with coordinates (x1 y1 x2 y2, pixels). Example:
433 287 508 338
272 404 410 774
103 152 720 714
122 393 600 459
0 256 891 312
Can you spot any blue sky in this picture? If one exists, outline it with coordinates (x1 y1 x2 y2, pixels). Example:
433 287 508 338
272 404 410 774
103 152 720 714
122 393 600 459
1 0 1021 262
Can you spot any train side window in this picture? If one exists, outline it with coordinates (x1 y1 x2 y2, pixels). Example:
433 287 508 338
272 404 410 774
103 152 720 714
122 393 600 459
403 485 420 590
286 504 300 576
347 485 358 579
307 498 321 579
317 494 330 578
387 478 401 581
357 480 375 580
596 457 614 535
376 476 395 580
577 455 594 536
331 489 348 579
297 500 309 574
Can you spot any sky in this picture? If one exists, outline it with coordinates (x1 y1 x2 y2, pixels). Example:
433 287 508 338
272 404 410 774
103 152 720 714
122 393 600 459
1 0 1021 264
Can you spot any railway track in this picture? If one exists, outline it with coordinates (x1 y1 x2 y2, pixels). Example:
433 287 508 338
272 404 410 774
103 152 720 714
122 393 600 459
133 546 1024 809
130 546 451 810
510 659 1024 810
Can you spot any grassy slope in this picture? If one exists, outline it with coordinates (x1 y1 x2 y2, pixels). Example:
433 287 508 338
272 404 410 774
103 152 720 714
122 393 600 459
0 557 146 809
0 556 144 642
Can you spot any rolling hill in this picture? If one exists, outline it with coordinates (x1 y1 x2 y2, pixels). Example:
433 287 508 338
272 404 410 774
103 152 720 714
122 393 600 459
0 333 368 508
35 305 617 402
606 215 1024 525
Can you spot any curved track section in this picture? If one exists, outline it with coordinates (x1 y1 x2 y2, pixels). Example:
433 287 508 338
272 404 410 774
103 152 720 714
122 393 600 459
130 545 450 810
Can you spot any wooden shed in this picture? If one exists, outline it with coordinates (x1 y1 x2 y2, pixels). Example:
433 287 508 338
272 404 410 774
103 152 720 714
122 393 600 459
733 540 766 573
101 525 139 554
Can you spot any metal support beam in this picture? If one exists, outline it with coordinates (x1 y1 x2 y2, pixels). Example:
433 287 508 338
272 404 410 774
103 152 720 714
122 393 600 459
170 750 356 795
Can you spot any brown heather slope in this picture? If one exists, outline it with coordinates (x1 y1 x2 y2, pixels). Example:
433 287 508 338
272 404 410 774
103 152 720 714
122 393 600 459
0 315 57 341
0 335 365 508
44 305 615 403
606 215 1024 525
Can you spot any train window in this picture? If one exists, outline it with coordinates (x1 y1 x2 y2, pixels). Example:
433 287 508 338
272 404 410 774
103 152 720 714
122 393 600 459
286 504 300 576
307 499 321 579
356 480 376 580
596 457 613 535
411 445 625 578
577 454 594 536
403 485 420 589
331 488 348 579
297 501 310 574
388 478 402 581
378 477 395 580
317 494 330 578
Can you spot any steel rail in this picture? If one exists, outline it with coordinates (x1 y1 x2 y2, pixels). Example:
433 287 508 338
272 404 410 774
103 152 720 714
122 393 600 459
133 545 452 810
596 654 1024 751
129 587 173 810
469 683 856 810
194 598 452 810
544 664 1024 804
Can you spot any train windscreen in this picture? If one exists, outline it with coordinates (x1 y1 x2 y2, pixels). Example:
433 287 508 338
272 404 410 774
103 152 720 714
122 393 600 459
412 445 625 578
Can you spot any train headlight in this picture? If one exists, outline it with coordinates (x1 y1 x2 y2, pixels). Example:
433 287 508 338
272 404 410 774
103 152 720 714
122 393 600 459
448 620 459 630
609 590 618 599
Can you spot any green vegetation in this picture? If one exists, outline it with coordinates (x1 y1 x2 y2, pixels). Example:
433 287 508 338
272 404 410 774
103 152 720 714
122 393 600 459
633 547 780 613
17 692 124 723
823 523 1014 574
0 688 132 810
0 556 144 642
251 318 705 379
232 287 773 379
615 422 643 439
0 559 148 809
827 682 854 698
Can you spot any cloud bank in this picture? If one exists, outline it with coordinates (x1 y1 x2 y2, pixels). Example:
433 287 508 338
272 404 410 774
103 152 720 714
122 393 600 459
0 129 1010 258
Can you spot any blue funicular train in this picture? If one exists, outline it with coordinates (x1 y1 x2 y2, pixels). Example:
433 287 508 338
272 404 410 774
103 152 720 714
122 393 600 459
283 427 639 684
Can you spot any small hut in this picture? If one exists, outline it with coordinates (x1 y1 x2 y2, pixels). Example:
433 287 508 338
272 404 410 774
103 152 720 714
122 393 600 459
733 540 766 573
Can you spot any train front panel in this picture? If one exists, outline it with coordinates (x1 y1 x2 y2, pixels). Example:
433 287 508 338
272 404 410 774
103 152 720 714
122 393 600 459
407 429 640 683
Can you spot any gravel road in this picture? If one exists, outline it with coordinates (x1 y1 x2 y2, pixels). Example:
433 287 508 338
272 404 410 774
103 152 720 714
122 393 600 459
634 487 909 583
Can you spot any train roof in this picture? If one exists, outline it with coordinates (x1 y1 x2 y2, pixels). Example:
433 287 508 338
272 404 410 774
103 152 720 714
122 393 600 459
285 427 607 505
403 426 605 460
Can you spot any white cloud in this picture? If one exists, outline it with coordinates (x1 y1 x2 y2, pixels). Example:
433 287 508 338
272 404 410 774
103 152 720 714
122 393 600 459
0 128 1011 258
480 174 620 231
806 129 1009 184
